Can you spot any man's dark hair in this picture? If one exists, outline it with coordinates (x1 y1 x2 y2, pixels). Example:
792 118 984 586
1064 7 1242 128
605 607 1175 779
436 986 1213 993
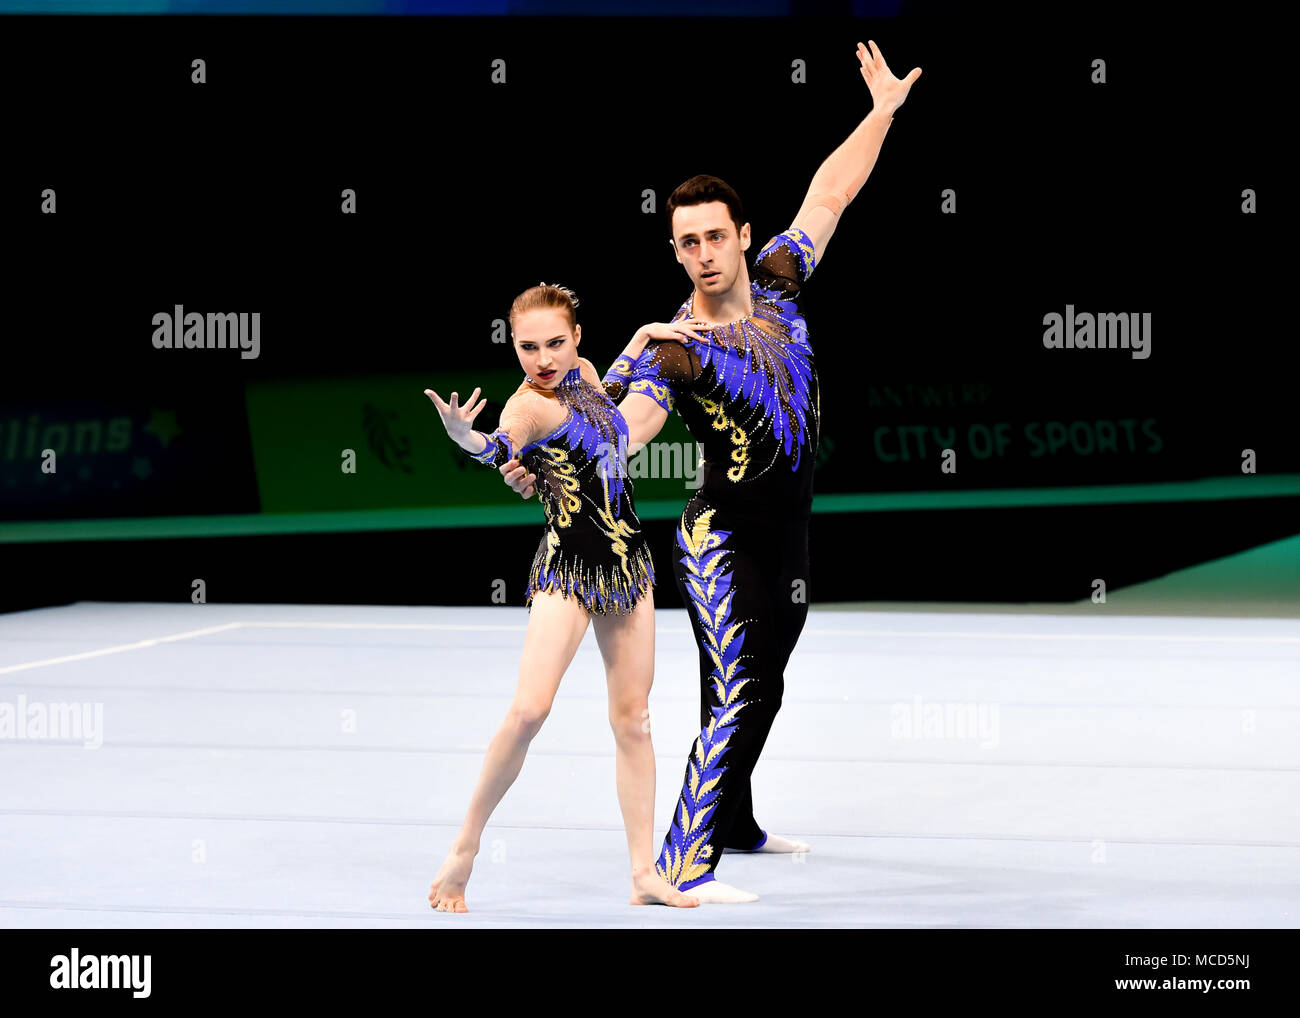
666 174 746 238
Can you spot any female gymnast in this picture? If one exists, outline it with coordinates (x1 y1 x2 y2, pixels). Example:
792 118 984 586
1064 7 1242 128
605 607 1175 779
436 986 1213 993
423 282 707 912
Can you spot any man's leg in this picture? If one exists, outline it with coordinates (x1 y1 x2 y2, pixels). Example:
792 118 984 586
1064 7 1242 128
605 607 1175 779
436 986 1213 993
688 633 765 852
655 501 786 891
723 518 811 852
721 781 765 850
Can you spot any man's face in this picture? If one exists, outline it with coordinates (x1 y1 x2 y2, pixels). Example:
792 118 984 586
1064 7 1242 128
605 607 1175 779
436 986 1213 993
670 201 751 297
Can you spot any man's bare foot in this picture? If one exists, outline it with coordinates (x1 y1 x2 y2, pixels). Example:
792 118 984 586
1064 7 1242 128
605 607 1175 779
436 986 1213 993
684 880 759 903
428 844 476 913
724 833 812 854
630 868 700 907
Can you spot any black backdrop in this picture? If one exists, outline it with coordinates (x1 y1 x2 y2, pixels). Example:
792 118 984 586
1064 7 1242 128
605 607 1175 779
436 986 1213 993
0 10 1292 613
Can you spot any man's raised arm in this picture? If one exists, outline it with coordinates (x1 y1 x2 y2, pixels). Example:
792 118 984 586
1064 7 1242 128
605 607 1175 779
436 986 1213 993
790 40 921 261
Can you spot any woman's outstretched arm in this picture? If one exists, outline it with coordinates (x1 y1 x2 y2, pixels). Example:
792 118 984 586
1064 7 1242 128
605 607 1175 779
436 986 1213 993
425 386 549 480
596 320 706 403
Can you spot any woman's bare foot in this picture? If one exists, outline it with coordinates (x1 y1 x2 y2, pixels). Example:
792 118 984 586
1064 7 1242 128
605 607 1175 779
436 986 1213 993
428 843 476 913
630 868 701 908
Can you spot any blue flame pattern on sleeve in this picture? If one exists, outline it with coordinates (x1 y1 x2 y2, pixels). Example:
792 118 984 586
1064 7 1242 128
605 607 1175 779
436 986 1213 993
755 226 817 291
463 427 514 467
600 353 636 402
599 346 684 412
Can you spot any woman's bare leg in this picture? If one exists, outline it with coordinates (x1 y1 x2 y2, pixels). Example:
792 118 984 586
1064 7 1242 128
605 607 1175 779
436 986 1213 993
429 588 591 912
592 589 698 908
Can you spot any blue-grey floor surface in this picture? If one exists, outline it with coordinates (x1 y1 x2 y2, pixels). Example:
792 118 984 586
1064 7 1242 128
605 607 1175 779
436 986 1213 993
1 601 1296 928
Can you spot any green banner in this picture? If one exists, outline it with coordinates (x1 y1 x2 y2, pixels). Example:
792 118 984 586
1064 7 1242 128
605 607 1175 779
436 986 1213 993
243 371 702 513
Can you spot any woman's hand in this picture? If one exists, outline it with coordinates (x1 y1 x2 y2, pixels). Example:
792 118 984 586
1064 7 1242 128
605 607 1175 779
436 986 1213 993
620 317 709 365
500 457 536 500
639 318 710 345
424 387 486 446
857 40 921 115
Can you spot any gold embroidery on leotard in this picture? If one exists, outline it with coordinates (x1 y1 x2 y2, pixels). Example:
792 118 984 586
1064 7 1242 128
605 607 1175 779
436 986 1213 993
694 395 750 481
593 460 637 586
629 377 675 413
537 445 582 528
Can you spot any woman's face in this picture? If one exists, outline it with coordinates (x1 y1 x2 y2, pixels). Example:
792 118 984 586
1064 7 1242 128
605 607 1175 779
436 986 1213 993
513 308 581 388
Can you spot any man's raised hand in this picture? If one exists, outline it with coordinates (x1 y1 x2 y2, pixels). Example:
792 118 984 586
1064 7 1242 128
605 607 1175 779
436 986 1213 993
857 40 921 114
